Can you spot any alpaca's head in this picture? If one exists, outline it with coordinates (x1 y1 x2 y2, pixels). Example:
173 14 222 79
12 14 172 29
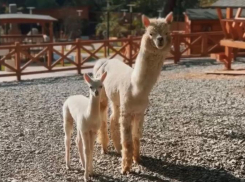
84 72 107 97
142 12 173 50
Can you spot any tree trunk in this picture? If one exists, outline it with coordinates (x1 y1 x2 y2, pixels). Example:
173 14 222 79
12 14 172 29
163 0 177 17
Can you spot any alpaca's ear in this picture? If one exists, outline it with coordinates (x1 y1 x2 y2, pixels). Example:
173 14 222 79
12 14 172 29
142 15 150 27
165 12 173 24
100 72 107 83
84 73 92 84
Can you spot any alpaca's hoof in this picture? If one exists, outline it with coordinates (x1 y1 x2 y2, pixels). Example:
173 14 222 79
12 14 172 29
121 166 130 175
101 148 108 154
84 173 89 182
79 160 84 169
89 167 93 176
66 165 70 170
89 171 94 177
133 156 141 164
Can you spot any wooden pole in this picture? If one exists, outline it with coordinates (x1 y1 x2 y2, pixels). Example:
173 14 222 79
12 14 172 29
173 33 180 64
49 22 53 43
48 45 52 71
61 45 65 66
216 8 228 38
42 23 45 35
201 34 208 56
128 35 133 67
226 8 233 34
225 46 232 70
15 42 21 81
76 39 81 74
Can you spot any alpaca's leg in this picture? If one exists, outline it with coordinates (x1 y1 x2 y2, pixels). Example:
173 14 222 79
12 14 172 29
82 132 90 182
89 131 97 176
132 113 144 164
110 103 121 153
120 113 133 174
97 98 109 154
76 131 85 169
63 106 73 170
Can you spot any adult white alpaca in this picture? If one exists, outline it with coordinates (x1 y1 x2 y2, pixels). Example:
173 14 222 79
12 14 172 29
93 12 173 174
63 72 107 181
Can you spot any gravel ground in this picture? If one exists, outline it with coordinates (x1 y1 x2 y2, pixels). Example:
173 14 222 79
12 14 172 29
1 58 245 182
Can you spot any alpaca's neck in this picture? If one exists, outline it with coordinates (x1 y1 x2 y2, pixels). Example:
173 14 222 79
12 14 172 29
87 94 100 116
131 37 165 96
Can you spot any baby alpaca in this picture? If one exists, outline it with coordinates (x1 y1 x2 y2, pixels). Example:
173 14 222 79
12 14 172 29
63 72 107 181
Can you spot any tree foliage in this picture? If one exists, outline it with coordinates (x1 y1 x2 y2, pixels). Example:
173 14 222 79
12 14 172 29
25 0 58 9
96 13 127 38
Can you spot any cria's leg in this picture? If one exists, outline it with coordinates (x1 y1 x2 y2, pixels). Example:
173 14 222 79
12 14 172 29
132 113 144 164
110 103 121 153
120 113 133 174
97 98 109 154
89 131 97 176
63 105 73 170
76 131 85 169
82 132 90 182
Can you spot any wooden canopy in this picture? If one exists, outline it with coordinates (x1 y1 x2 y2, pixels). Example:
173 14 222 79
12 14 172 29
0 14 57 24
0 14 57 42
210 0 245 8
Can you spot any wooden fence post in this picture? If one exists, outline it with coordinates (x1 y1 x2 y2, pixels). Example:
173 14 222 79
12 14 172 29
61 45 65 66
201 34 208 56
76 39 81 75
128 35 133 67
47 45 52 71
173 33 181 64
15 42 21 81
225 46 232 70
104 40 107 58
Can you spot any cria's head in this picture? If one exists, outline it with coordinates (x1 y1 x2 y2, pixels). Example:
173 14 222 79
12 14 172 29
83 72 107 97
142 12 173 50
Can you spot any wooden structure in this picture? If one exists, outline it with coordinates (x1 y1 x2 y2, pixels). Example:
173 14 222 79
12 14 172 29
33 6 89 20
184 9 223 33
209 0 245 70
0 31 224 81
0 14 57 42
184 9 225 55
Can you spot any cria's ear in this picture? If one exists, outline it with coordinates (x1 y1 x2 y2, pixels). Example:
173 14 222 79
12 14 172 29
142 15 150 27
165 12 173 24
84 73 92 84
100 72 107 83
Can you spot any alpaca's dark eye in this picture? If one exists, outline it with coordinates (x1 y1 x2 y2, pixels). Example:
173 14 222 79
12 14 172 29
100 85 103 88
150 33 153 36
89 86 93 89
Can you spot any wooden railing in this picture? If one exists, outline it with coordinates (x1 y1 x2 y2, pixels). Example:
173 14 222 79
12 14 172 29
0 35 44 45
0 31 224 81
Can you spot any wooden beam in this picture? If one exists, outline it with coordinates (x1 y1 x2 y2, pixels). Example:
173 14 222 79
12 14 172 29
235 8 242 18
226 8 233 34
216 8 228 38
220 39 245 49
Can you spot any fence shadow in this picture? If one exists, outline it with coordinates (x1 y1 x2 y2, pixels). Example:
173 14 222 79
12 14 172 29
136 155 241 182
163 58 219 71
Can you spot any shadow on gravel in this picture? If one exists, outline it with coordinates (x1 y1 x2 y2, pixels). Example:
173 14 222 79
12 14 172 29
163 57 245 71
0 75 84 88
92 173 122 182
138 156 241 182
163 59 219 71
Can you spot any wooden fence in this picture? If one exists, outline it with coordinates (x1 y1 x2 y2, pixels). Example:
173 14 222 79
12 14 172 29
0 35 44 45
0 31 224 81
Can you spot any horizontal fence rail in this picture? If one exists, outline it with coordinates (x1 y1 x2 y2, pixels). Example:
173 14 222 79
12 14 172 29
0 35 44 45
0 31 224 81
